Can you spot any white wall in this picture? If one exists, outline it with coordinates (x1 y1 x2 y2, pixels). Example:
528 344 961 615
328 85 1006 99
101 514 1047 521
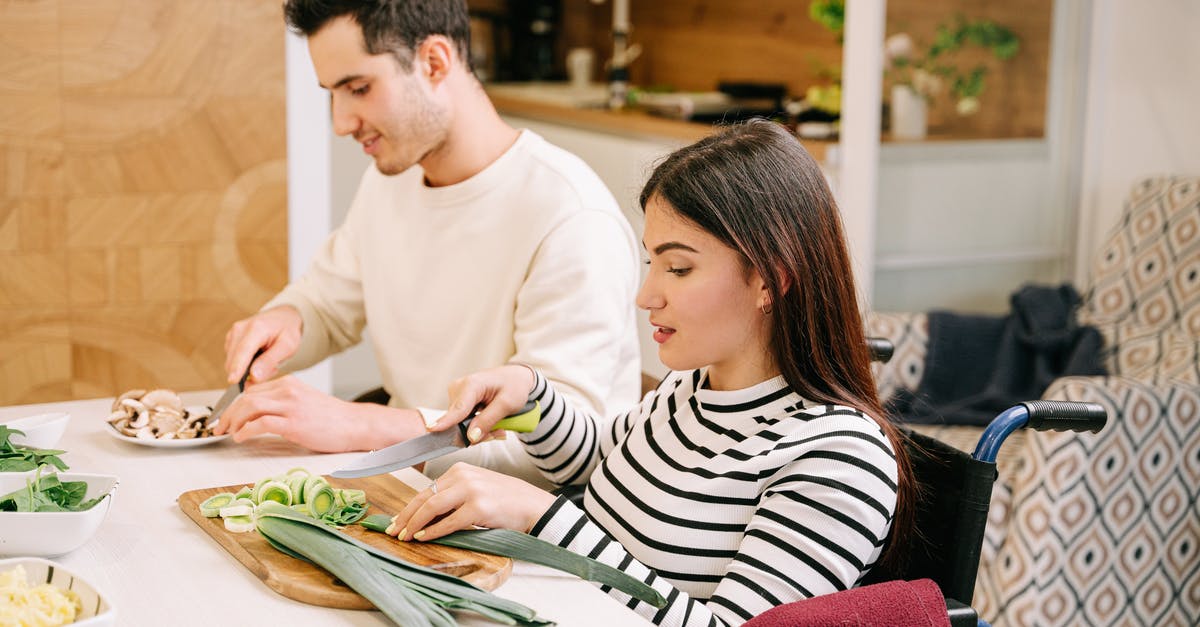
873 140 1066 313
326 136 384 399
285 31 333 394
1075 0 1200 278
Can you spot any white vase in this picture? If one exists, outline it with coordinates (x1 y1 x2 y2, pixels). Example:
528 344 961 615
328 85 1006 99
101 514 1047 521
890 84 927 140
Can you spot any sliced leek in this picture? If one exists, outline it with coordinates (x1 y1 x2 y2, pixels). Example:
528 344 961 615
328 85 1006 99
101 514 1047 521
224 514 255 533
197 468 369 530
199 492 235 518
306 483 336 518
340 488 366 506
256 479 293 506
218 504 254 518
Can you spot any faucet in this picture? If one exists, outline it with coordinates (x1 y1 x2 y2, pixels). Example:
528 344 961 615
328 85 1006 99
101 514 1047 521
591 0 640 109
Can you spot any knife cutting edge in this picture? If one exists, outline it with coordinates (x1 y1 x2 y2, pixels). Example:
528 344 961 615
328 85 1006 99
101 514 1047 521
210 347 265 425
330 399 541 478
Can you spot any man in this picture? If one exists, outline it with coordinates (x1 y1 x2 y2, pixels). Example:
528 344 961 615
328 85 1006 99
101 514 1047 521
214 0 640 488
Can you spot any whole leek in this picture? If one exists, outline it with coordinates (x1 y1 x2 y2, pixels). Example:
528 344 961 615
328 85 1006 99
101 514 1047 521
359 515 665 608
255 502 551 626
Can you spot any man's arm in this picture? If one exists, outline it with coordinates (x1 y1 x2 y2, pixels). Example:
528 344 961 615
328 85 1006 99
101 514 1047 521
264 218 368 375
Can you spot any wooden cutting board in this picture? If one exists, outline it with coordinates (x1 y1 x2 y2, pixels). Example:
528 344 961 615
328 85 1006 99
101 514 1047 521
179 474 512 610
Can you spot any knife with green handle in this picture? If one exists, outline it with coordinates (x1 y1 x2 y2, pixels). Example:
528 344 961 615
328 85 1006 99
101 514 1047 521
330 400 540 478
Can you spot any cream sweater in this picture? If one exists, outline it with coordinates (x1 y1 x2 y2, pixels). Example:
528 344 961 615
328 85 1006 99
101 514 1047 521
269 131 641 481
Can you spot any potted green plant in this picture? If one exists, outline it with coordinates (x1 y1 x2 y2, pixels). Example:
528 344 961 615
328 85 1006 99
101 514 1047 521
886 17 1020 138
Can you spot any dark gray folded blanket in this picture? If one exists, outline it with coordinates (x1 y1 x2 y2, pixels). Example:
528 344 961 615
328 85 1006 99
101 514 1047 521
888 283 1107 426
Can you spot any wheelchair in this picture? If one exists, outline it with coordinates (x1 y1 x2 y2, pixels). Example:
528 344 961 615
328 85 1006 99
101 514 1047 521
355 340 1108 625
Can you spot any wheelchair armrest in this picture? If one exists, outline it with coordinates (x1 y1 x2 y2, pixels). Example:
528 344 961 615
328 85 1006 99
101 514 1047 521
945 598 979 627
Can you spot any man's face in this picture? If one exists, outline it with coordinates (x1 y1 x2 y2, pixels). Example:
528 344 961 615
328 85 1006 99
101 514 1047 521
308 16 448 175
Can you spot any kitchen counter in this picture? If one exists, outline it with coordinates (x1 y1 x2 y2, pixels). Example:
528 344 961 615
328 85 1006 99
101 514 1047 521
0 393 649 627
486 83 830 163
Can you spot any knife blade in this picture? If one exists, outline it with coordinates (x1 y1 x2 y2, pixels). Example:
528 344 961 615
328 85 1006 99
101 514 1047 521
330 399 541 478
210 348 264 425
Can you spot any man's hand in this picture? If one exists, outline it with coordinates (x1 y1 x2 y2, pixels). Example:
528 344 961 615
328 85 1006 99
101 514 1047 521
211 375 427 452
224 306 303 384
387 462 557 541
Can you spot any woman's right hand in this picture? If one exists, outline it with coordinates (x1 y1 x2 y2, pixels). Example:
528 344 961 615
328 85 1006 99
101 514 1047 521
430 364 536 444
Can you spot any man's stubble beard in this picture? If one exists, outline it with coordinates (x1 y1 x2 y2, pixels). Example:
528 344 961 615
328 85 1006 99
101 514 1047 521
375 89 451 177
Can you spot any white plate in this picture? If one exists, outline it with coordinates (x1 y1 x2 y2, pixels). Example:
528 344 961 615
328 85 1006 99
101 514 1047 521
101 423 229 448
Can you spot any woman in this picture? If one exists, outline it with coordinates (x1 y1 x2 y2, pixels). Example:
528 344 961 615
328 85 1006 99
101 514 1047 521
390 120 917 626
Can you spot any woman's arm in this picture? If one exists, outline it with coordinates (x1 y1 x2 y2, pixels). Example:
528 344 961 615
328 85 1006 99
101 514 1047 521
516 370 663 486
528 417 899 626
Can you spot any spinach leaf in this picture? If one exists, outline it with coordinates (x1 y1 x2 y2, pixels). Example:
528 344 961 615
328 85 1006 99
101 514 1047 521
0 470 105 512
0 425 69 472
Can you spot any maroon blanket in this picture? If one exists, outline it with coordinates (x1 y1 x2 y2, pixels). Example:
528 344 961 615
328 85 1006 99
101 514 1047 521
743 579 950 627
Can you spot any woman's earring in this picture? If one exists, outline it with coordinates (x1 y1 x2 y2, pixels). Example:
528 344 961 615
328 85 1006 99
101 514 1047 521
760 302 772 315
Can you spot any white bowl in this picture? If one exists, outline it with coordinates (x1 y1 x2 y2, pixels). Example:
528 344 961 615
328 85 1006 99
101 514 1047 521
0 472 118 557
2 411 71 450
0 557 115 625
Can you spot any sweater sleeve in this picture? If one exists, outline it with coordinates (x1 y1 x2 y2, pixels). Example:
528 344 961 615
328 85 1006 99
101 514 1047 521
518 371 659 488
510 209 639 418
265 182 370 372
528 409 899 626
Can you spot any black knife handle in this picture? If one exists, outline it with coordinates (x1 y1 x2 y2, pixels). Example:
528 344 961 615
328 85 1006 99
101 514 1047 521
239 347 266 391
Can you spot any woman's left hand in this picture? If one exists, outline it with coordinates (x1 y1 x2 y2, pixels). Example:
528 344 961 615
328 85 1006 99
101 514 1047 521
387 462 558 542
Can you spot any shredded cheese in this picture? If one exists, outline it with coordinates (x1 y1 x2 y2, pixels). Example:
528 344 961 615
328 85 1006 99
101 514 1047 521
0 565 81 626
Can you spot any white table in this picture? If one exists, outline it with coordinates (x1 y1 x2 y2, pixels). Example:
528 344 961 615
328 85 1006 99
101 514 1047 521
0 392 650 627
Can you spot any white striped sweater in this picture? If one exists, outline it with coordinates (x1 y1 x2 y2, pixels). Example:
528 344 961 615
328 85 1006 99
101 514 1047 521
520 369 899 626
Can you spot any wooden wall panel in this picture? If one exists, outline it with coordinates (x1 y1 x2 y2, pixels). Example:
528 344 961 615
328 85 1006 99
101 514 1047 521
0 0 288 405
553 0 1049 139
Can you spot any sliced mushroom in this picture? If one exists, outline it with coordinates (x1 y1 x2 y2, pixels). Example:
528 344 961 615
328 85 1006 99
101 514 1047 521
149 411 184 435
112 389 147 412
110 388 224 440
141 389 183 414
128 409 150 429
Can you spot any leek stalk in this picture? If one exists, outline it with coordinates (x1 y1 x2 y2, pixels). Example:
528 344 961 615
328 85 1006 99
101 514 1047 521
255 502 551 626
359 515 666 608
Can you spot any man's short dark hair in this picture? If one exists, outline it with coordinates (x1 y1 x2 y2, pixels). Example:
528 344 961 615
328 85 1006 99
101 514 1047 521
283 0 471 71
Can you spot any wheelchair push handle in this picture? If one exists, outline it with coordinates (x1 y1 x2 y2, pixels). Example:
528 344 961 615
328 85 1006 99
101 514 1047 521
973 401 1108 463
1021 400 1108 434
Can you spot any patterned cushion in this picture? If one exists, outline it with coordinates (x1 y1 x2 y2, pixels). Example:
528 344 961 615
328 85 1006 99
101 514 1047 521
1101 323 1200 384
982 376 1200 626
1080 176 1200 353
866 311 928 404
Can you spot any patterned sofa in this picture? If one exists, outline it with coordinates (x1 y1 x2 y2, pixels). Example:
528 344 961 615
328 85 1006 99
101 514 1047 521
867 176 1200 626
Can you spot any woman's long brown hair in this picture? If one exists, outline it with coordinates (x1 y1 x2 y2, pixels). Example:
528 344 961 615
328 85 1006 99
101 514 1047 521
639 119 915 574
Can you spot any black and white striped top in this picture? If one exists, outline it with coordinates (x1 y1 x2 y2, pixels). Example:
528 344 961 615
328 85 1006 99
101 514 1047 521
520 369 899 626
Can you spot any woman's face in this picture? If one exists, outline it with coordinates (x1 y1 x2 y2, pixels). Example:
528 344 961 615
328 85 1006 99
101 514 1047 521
636 196 776 391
